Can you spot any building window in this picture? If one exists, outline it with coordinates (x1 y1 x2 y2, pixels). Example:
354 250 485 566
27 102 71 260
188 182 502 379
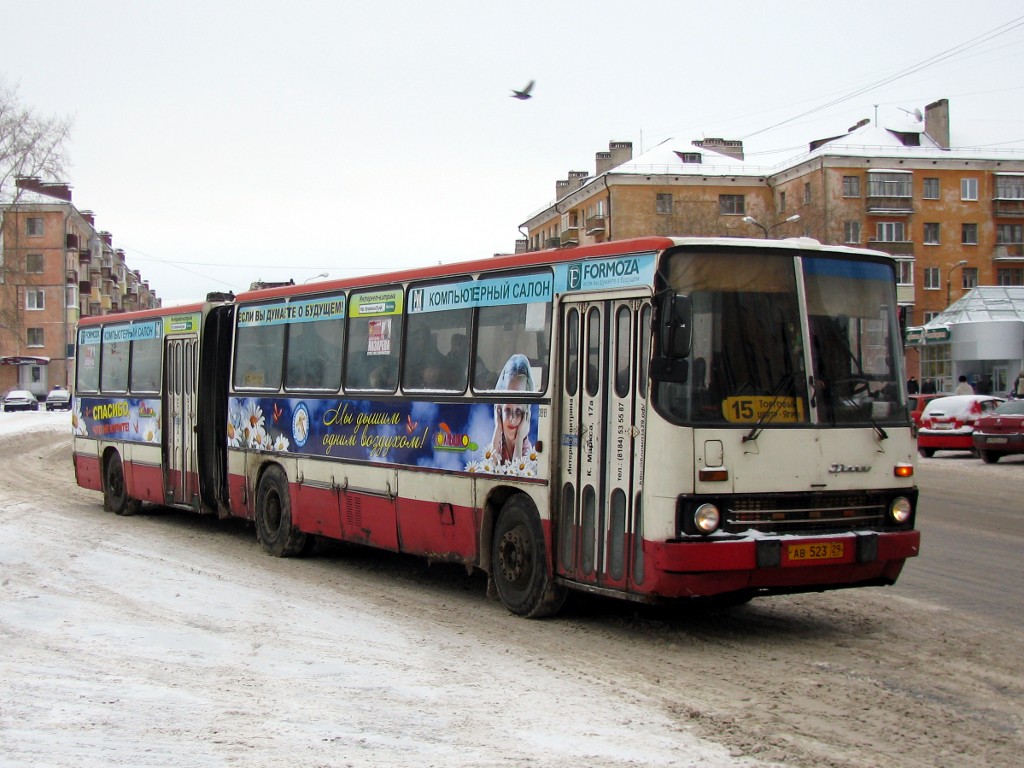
961 223 978 245
896 260 913 285
27 328 44 347
875 222 906 242
26 253 44 273
779 191 787 212
962 267 978 289
66 285 78 308
679 152 702 164
25 289 45 310
867 172 911 197
656 193 673 215
843 221 861 244
803 182 811 204
997 268 1024 285
718 194 745 215
961 178 978 201
923 311 941 324
26 217 44 236
994 175 1024 199
923 223 940 245
924 267 940 290
922 177 940 199
996 224 1024 244
842 176 861 197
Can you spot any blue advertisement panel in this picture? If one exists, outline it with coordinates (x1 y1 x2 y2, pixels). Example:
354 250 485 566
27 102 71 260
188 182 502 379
553 252 656 293
228 395 543 478
72 396 162 444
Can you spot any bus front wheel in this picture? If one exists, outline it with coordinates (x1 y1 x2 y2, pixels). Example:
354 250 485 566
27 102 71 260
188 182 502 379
255 466 308 557
491 494 566 618
104 451 140 516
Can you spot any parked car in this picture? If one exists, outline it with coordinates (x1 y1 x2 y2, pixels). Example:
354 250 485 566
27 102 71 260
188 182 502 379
2 389 40 412
971 399 1024 463
908 393 944 435
45 386 73 411
917 395 1004 457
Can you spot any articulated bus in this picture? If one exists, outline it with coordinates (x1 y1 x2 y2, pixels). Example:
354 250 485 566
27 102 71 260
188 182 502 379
72 236 920 617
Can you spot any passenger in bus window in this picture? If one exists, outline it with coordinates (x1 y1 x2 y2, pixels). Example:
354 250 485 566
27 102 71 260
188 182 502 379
492 353 534 461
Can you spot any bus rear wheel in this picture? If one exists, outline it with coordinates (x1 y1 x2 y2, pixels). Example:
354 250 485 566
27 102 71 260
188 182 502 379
491 494 566 618
255 465 307 557
104 451 140 516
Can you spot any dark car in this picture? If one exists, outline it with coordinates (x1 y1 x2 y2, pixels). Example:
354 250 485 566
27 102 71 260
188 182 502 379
2 389 40 412
908 393 944 435
916 394 1004 457
971 399 1024 463
45 386 73 411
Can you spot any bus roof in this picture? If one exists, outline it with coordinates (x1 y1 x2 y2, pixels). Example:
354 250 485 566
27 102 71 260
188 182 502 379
76 301 210 327
235 236 893 303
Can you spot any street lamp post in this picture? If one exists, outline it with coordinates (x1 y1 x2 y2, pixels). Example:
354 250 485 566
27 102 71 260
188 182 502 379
742 214 800 238
945 259 968 306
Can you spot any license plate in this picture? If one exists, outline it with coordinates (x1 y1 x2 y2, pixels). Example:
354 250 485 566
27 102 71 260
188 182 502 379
787 541 845 562
932 423 953 430
986 437 1008 444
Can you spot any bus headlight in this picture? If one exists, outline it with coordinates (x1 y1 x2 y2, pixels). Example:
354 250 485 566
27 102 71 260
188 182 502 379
694 503 721 534
889 496 912 524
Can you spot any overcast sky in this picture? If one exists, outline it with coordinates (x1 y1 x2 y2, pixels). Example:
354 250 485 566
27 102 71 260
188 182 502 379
3 1 1023 303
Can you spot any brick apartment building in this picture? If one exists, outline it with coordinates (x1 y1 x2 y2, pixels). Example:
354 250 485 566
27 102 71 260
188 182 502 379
1 178 160 398
519 99 1024 384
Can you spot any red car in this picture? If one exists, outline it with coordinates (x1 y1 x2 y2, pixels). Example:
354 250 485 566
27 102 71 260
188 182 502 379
917 395 1004 458
909 393 944 435
971 399 1024 463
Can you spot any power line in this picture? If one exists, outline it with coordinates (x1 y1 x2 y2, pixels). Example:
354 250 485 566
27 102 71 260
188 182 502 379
743 15 1024 139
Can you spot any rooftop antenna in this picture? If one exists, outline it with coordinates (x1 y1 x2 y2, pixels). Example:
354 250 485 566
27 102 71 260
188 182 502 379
898 106 924 122
874 104 878 125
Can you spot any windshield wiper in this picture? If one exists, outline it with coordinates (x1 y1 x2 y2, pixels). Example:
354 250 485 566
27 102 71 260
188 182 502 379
743 372 795 443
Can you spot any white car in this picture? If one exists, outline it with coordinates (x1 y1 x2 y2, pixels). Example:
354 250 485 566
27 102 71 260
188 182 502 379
45 387 73 411
2 389 40 412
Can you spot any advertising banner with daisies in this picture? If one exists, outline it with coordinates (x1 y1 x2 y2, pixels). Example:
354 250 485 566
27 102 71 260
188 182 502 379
227 396 543 478
72 397 162 443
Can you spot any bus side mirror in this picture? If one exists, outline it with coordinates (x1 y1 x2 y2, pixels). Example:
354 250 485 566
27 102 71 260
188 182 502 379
650 294 692 384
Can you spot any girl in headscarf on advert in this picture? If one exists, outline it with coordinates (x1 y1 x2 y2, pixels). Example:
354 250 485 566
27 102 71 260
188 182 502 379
491 354 535 463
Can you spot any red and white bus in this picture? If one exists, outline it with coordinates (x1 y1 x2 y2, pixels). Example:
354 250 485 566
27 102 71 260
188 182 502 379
72 236 920 617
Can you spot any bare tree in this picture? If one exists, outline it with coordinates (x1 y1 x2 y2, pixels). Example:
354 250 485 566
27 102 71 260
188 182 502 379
0 75 74 356
0 76 72 202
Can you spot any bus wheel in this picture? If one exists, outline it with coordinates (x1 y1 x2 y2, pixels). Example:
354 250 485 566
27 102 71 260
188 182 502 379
491 494 566 618
104 452 140 516
255 466 308 557
918 447 935 458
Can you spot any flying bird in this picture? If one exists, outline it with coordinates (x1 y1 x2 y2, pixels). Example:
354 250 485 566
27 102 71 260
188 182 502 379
510 80 535 100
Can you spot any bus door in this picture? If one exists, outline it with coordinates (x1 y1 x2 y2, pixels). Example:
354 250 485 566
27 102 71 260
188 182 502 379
557 297 650 590
165 336 199 507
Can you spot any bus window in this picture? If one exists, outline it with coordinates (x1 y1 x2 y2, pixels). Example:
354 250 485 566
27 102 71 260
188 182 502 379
614 306 631 398
585 306 601 397
130 327 162 393
233 304 285 391
101 325 131 393
403 306 471 392
76 329 100 393
345 288 403 392
475 302 550 393
285 316 344 392
565 308 579 397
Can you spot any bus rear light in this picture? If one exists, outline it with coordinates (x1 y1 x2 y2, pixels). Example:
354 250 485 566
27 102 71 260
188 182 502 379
698 468 729 482
894 463 913 478
889 496 912 524
693 503 721 534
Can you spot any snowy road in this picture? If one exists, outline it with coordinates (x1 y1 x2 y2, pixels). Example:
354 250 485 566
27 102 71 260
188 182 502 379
1 413 1021 767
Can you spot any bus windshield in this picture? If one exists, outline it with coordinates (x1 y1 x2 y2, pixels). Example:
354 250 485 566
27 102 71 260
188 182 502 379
655 249 905 428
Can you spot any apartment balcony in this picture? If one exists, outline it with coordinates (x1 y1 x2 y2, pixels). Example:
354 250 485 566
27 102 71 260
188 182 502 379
78 248 92 265
79 278 91 293
866 196 913 215
993 243 1024 259
66 233 80 250
560 227 579 247
585 215 606 235
867 240 915 256
544 237 561 249
993 199 1024 217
